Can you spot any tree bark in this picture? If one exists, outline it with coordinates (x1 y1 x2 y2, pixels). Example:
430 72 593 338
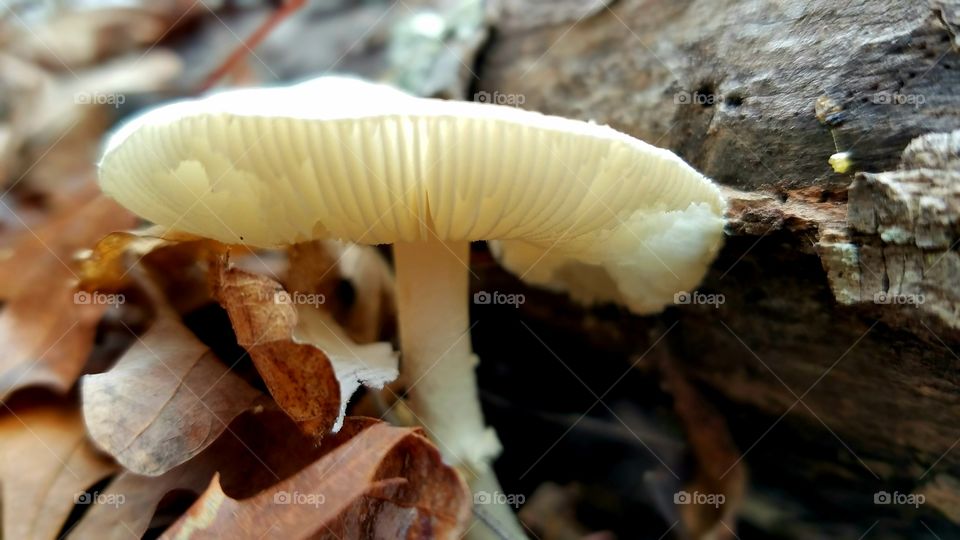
472 0 960 537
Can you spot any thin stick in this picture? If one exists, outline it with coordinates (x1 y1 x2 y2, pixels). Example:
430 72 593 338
197 0 307 93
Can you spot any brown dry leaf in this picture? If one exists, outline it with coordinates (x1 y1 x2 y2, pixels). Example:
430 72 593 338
79 227 230 317
2 100 109 213
18 52 182 201
0 52 53 185
64 49 182 97
162 418 471 539
0 196 136 401
78 230 180 292
82 304 263 476
335 244 396 343
69 466 208 540
69 409 328 540
0 48 179 195
4 8 168 69
519 483 616 540
661 358 747 540
287 305 400 436
0 402 116 540
78 227 215 292
215 264 398 436
0 186 108 299
294 306 398 423
27 49 183 146
287 240 396 344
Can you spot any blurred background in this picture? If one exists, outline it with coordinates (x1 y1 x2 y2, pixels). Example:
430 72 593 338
1 1 959 539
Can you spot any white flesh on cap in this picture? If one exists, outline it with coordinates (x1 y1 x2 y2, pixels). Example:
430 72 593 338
99 77 724 313
98 76 726 540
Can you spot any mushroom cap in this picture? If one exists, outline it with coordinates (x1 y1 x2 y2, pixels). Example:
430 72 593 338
99 76 725 313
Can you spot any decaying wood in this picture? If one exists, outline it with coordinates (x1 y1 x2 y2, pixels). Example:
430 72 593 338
475 0 960 536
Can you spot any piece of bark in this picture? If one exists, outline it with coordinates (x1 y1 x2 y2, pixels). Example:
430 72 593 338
481 0 959 191
822 129 960 341
475 1 960 536
495 0 613 31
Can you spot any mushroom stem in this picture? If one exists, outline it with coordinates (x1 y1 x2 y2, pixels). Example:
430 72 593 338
394 238 486 463
394 238 527 540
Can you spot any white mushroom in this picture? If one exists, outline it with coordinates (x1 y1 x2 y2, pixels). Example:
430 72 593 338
98 76 726 539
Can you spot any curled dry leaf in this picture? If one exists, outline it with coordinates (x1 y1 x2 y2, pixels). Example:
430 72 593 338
0 192 126 298
214 264 398 435
287 240 396 343
660 357 747 540
82 303 264 476
295 306 399 424
334 244 396 343
78 227 215 292
69 409 328 540
78 230 179 292
79 227 228 317
0 402 116 540
162 418 471 540
0 196 136 401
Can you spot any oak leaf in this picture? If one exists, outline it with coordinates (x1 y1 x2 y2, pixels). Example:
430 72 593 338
82 305 263 476
214 265 398 436
69 409 329 539
162 418 471 539
286 240 396 344
0 196 136 401
0 402 116 540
